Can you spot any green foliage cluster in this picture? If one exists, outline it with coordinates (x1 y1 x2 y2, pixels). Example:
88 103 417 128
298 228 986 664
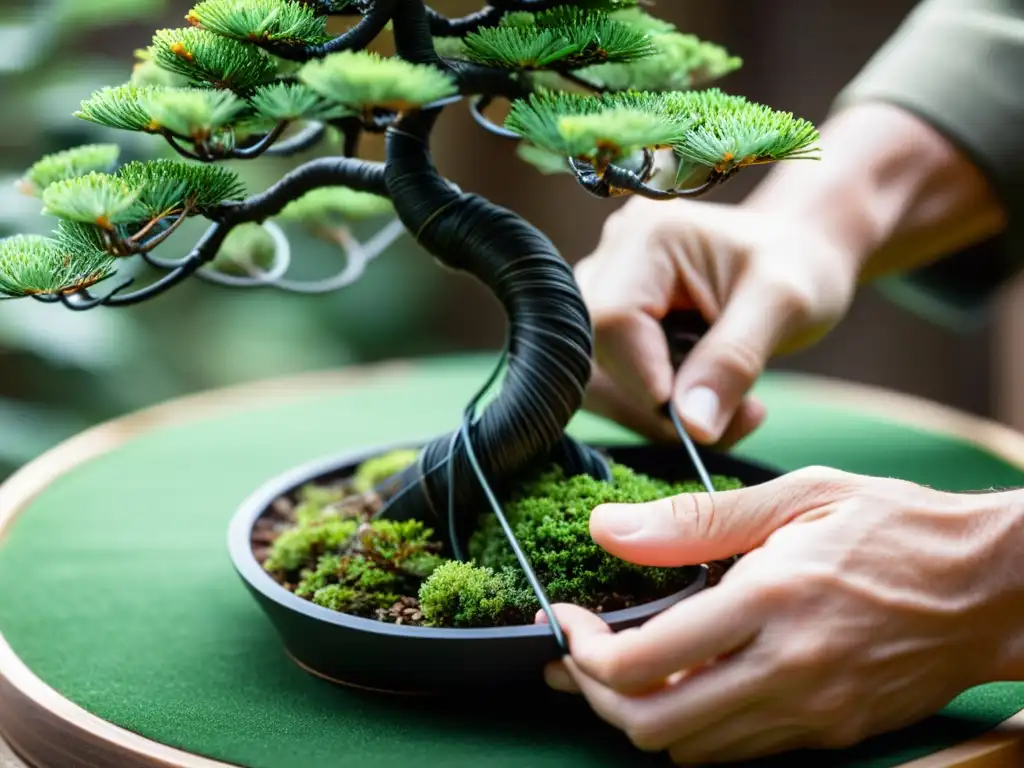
2 140 250 295
460 7 657 70
1 0 819 299
506 88 818 173
186 0 334 46
465 462 742 609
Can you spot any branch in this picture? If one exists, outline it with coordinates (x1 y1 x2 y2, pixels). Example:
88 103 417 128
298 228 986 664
470 96 520 140
426 5 503 36
568 157 730 200
447 59 528 99
263 122 329 156
163 122 296 163
262 0 396 62
391 0 444 66
217 156 389 225
31 156 390 311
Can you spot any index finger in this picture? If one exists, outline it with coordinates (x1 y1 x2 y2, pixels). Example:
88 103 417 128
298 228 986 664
564 579 764 694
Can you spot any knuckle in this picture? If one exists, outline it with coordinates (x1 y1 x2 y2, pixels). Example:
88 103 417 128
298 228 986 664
786 465 854 498
668 493 706 539
709 337 765 384
573 636 636 688
789 465 847 485
747 264 819 322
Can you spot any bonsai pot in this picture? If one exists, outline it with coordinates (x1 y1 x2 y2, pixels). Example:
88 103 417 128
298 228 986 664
228 441 781 695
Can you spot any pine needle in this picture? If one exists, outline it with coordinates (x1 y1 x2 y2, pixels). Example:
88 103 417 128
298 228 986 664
131 47 191 88
186 0 331 46
150 27 278 92
41 173 147 230
507 87 819 170
250 82 353 122
0 234 116 297
118 159 247 216
574 32 742 92
139 87 249 140
299 51 458 110
663 89 821 170
75 84 161 133
18 145 121 197
557 108 689 158
506 89 682 159
462 7 656 70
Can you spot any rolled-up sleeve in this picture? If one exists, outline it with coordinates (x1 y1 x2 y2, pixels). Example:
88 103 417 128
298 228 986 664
833 0 1024 324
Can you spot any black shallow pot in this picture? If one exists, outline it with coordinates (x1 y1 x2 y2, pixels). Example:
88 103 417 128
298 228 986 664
228 442 781 694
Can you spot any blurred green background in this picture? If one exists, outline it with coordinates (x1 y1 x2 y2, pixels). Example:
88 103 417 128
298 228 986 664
0 0 451 481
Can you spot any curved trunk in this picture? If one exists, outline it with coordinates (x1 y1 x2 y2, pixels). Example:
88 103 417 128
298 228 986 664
378 110 608 548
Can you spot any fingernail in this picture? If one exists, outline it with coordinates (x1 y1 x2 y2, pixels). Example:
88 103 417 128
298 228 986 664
679 386 720 437
534 609 549 625
544 664 574 691
591 504 641 537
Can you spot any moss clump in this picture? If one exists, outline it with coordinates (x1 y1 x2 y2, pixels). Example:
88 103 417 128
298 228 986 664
263 516 358 574
264 488 446 617
419 561 533 628
257 450 743 628
468 462 743 611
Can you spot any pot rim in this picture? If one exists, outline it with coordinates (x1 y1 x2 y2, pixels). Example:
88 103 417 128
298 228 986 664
228 439 710 641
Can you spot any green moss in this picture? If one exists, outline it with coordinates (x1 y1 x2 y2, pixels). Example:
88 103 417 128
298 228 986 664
351 449 419 493
276 507 445 618
264 450 742 628
263 517 358 574
418 561 531 628
310 584 400 614
468 462 742 609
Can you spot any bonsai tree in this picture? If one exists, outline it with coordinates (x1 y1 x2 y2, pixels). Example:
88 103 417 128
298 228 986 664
1 0 818 635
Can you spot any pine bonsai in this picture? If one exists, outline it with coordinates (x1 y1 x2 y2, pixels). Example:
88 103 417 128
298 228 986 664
3 0 819 630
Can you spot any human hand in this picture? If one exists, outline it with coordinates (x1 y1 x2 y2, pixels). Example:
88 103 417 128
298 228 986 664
539 467 1024 764
576 197 859 447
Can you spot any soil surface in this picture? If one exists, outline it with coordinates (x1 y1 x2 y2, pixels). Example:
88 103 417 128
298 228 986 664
250 476 738 627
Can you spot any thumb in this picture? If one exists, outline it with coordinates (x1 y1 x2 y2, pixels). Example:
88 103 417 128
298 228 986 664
673 274 806 444
589 474 822 566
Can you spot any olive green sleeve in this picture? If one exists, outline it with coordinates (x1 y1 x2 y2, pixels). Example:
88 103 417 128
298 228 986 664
832 0 1024 325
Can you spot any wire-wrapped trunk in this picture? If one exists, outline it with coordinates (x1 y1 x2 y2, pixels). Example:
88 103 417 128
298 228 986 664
378 110 609 547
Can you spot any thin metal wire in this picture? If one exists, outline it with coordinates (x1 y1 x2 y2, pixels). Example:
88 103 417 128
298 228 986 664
445 348 508 562
193 221 292 288
458 410 568 653
667 402 715 495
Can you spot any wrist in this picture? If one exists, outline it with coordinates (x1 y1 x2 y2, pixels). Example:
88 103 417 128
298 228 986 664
741 102 1005 285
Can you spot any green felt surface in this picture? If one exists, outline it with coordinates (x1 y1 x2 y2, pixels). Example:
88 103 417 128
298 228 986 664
1 356 1023 768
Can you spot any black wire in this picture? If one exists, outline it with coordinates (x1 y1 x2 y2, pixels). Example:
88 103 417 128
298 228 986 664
446 346 509 561
469 96 521 140
458 406 568 653
262 0 397 62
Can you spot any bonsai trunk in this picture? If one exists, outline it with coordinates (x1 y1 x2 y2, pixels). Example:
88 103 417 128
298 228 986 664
376 105 610 547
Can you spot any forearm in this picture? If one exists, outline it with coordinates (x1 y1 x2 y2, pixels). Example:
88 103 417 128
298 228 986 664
742 102 1007 284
